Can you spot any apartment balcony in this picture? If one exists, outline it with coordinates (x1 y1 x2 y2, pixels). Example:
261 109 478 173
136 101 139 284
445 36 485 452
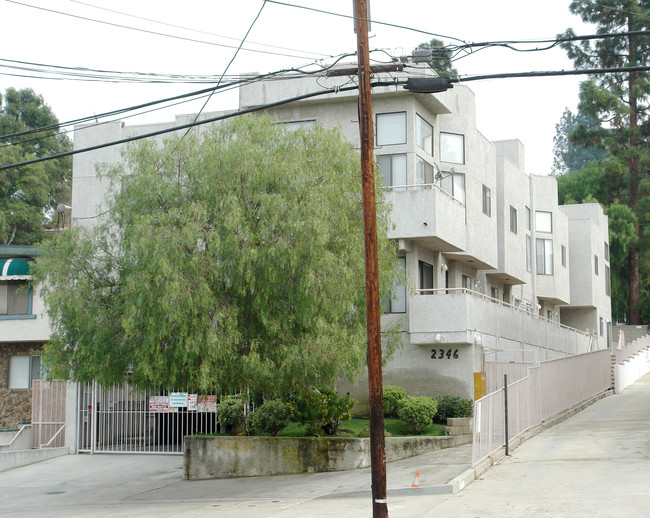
383 185 466 252
407 289 596 356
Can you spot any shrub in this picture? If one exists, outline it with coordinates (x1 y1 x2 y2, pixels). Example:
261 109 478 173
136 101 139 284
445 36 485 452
292 388 355 436
398 396 438 434
434 395 474 423
217 395 246 434
250 399 292 436
383 385 407 418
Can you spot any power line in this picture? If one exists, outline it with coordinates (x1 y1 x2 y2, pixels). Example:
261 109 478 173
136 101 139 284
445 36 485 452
6 0 317 61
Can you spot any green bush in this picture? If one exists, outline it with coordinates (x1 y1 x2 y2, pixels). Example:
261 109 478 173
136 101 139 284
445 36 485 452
398 396 438 434
292 388 355 436
434 395 474 423
250 399 292 436
217 395 246 434
383 385 407 418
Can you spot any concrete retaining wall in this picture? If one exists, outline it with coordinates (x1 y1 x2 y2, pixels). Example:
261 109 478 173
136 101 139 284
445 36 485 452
184 434 471 480
0 447 68 473
615 348 650 394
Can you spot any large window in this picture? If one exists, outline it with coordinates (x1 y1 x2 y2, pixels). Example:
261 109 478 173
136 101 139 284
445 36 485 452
8 355 41 389
440 132 464 163
377 154 407 189
384 257 406 313
415 156 434 185
510 206 517 234
536 239 553 275
376 112 406 146
440 171 465 205
416 114 433 155
482 185 491 216
1 280 31 316
535 211 553 233
418 260 434 295
526 235 532 272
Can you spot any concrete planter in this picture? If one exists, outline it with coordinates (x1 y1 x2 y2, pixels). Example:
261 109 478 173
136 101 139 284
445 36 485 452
184 434 471 480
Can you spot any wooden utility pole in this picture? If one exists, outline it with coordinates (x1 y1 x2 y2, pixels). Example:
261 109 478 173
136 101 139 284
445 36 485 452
354 0 388 516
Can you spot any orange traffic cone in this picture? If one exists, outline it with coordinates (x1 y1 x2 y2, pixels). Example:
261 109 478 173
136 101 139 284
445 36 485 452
411 471 420 488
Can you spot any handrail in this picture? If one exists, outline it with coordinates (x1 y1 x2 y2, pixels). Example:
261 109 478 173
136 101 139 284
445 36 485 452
415 287 591 338
380 182 464 206
0 424 30 448
43 425 65 448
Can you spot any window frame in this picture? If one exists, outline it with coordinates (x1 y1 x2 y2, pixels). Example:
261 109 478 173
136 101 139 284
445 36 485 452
595 255 599 275
561 245 567 267
535 211 553 233
526 235 532 272
418 260 434 295
376 112 407 146
536 238 553 275
440 132 465 164
8 354 42 389
415 114 433 155
384 257 407 314
482 185 492 217
377 153 407 189
0 280 35 320
415 155 434 185
510 205 517 234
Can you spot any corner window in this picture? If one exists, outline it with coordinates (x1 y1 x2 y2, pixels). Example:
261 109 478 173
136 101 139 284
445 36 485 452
415 156 434 185
377 154 407 189
510 206 517 234
377 112 406 146
416 114 433 155
440 171 465 205
384 257 406 313
418 260 434 295
535 211 553 233
536 239 553 275
8 355 41 389
462 275 472 290
440 132 464 164
1 280 31 316
482 185 491 217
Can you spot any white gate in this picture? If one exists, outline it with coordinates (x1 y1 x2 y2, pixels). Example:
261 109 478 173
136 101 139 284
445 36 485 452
77 382 218 454
32 380 67 449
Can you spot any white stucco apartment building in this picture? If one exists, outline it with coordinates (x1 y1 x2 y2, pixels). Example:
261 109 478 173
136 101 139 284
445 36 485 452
70 65 612 404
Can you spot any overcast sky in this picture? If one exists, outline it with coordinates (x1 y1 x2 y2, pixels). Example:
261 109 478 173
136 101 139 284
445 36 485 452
0 0 595 175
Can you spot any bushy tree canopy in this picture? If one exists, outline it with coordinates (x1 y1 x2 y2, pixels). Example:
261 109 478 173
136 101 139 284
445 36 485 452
35 116 400 394
0 88 72 244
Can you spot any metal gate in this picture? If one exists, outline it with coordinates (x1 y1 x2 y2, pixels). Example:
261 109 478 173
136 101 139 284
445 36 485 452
32 380 67 449
77 382 218 454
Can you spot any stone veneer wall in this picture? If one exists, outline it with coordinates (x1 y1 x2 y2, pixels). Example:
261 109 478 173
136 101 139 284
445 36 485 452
0 343 43 430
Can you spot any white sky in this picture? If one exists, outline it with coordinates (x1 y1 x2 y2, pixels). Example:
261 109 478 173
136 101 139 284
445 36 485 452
0 0 595 175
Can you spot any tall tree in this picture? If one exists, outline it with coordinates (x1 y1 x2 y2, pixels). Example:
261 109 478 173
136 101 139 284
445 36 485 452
35 115 401 394
416 38 459 78
0 88 72 245
552 108 606 175
560 0 650 323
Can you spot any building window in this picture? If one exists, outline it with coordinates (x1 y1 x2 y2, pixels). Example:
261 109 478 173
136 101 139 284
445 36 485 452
547 310 553 320
482 185 491 216
536 239 553 275
604 242 610 262
490 286 500 299
600 317 604 336
462 275 472 290
525 206 531 230
535 211 553 233
418 261 434 295
1 280 31 316
561 245 566 267
440 171 466 205
415 155 434 185
595 255 599 275
8 355 41 389
606 266 611 296
510 206 517 234
377 154 407 189
526 235 532 272
416 114 433 155
376 112 406 146
440 132 464 164
384 257 406 313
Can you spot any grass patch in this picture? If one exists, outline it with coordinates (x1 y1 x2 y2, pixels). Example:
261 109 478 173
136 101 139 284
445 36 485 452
277 418 445 438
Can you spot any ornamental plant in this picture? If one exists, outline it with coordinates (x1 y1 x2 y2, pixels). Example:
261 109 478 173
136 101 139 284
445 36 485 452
292 388 355 436
383 385 407 418
216 395 246 435
434 395 474 423
250 399 292 436
398 396 438 435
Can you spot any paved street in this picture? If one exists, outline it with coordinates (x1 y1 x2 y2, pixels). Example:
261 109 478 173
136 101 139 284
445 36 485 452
1 373 649 517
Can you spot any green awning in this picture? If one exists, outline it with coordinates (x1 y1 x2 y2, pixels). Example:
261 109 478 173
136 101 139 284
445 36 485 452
0 258 32 280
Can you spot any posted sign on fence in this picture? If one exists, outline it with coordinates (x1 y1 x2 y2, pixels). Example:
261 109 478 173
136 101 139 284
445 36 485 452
149 396 169 413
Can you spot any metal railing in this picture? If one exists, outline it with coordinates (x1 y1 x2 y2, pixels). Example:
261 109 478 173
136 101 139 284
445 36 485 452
472 349 611 466
380 182 464 206
31 380 67 449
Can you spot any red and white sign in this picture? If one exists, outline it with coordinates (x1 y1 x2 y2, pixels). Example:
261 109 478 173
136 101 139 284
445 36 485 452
149 396 169 413
197 395 217 413
187 394 198 411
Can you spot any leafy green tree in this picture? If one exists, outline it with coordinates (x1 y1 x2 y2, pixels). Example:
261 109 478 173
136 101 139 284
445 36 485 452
0 88 72 244
552 108 605 175
416 39 458 78
35 115 400 395
560 1 650 323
